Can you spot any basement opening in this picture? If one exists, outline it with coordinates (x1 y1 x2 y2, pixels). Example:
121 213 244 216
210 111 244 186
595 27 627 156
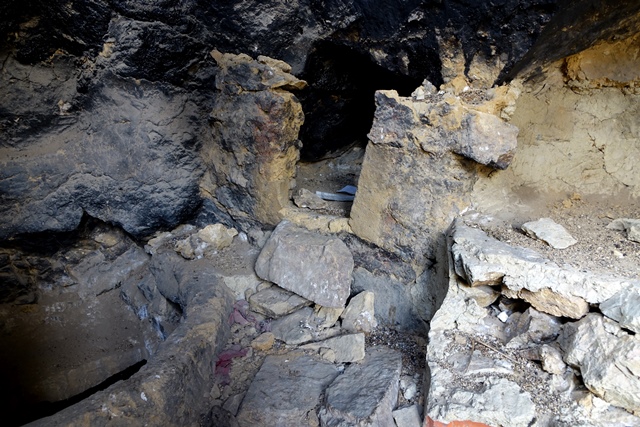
293 42 423 217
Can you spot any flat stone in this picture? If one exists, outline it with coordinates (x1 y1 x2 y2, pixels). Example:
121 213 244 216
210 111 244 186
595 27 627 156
450 220 636 308
270 307 316 345
255 221 354 308
313 305 344 329
251 332 275 352
341 291 378 333
319 347 402 427
521 217 577 249
300 333 365 363
248 285 312 318
392 405 422 427
561 313 640 414
236 352 340 427
599 285 640 333
518 287 589 320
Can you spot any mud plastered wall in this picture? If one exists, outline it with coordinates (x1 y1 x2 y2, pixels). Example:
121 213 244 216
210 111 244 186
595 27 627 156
475 33 640 203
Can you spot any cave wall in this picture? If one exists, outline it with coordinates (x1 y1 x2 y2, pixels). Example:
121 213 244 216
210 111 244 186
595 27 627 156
473 31 640 208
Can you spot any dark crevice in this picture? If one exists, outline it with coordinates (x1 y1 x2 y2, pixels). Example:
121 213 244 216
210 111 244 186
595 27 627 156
297 42 423 162
7 359 147 427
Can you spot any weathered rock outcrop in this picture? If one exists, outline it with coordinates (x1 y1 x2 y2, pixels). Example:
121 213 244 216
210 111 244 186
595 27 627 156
203 51 306 227
349 84 519 267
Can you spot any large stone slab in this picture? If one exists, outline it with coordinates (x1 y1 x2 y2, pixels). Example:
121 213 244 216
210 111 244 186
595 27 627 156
236 352 340 427
561 313 640 414
450 219 637 317
319 347 402 427
255 221 354 308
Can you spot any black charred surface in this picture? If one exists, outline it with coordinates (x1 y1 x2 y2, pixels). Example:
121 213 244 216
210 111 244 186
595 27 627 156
298 42 422 161
1 0 638 238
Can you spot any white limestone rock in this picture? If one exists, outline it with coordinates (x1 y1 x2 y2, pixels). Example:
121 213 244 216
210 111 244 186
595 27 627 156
607 218 640 243
599 285 640 334
521 217 577 249
450 219 636 314
392 405 422 427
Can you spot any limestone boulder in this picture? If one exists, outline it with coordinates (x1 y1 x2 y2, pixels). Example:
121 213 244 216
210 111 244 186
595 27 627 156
599 285 640 333
255 221 353 308
349 87 518 265
236 352 340 427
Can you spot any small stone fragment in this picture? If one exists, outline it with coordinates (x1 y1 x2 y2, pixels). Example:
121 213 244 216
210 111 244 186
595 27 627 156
599 286 640 333
341 291 378 333
393 405 422 427
521 217 577 249
293 188 331 210
607 218 640 243
198 223 238 249
300 333 365 363
248 286 312 318
539 344 565 375
314 305 344 329
251 332 275 352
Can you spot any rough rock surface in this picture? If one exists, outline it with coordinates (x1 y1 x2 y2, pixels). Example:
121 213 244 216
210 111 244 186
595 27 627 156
319 347 402 427
450 219 636 318
341 291 378 333
235 352 340 427
203 51 306 227
255 221 354 308
599 286 640 334
349 86 519 266
300 333 366 363
0 60 204 239
248 285 312 318
561 313 640 414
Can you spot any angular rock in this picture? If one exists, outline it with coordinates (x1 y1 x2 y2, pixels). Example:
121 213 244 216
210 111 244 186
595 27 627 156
607 218 640 243
319 347 402 427
561 313 640 414
392 405 422 427
313 305 344 330
255 221 354 308
251 332 275 352
249 286 312 318
599 285 640 333
505 307 562 349
518 287 589 320
204 51 305 227
236 352 340 427
521 217 578 249
197 224 238 250
540 344 566 375
450 220 636 312
428 377 536 427
349 87 519 265
341 291 378 333
300 333 365 363
271 307 316 345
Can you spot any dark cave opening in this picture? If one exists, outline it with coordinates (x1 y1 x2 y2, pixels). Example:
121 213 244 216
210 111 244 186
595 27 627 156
297 42 424 162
